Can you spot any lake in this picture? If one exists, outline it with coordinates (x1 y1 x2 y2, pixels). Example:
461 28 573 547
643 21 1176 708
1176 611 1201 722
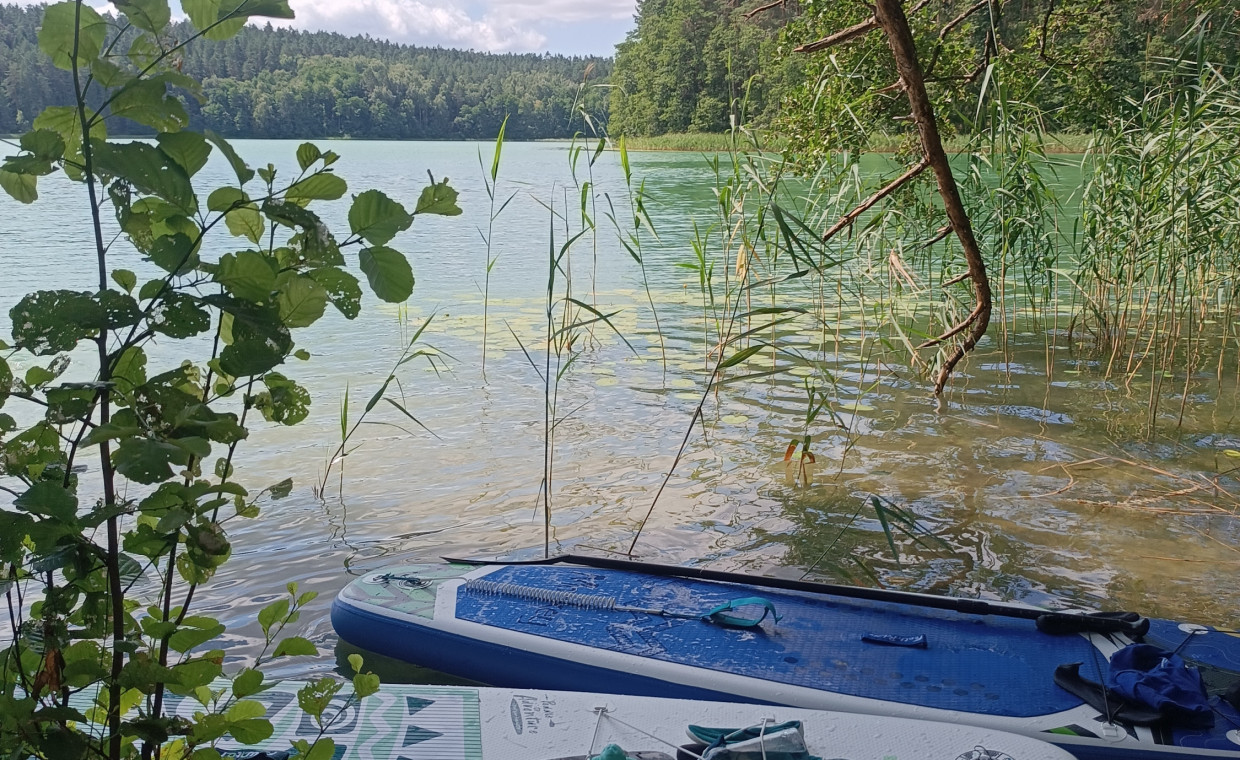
2 139 1237 681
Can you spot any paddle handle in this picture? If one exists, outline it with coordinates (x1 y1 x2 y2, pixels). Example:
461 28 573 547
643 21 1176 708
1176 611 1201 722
1036 610 1151 637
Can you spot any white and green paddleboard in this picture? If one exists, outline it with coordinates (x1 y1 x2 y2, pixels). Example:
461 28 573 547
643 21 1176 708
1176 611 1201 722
171 680 1077 760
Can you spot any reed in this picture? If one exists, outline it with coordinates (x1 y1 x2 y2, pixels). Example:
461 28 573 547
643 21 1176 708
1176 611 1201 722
478 117 515 374
1070 49 1240 431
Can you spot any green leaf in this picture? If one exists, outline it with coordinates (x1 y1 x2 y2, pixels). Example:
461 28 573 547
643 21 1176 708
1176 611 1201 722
21 129 66 161
225 205 265 244
167 621 226 653
110 79 190 132
169 435 211 459
114 437 189 484
146 233 200 275
93 142 197 214
257 598 288 636
10 290 102 355
414 177 462 216
158 132 213 177
113 0 172 33
151 293 212 339
296 142 321 171
0 169 38 203
45 386 94 424
183 0 293 39
204 130 254 184
219 331 291 377
25 365 56 388
261 199 321 230
98 289 143 328
0 357 11 409
254 372 310 425
112 347 148 395
2 155 55 177
208 186 249 212
39 2 107 70
303 739 336 760
296 678 341 721
34 106 107 157
90 57 134 88
359 246 414 303
127 33 162 67
308 267 362 320
112 269 138 294
216 251 277 303
276 273 328 328
348 190 412 246
170 654 223 689
14 481 78 522
718 344 766 369
272 636 316 657
353 672 380 698
285 172 347 202
229 717 274 747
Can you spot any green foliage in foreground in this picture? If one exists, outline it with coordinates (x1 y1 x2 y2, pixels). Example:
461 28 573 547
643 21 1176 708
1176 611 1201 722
0 3 611 139
0 2 458 758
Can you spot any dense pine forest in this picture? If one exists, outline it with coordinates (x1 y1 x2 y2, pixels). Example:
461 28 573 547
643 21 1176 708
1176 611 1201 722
0 3 611 138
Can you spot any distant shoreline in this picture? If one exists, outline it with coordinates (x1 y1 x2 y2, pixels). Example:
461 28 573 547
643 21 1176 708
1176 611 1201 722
616 131 1095 154
1 132 1095 155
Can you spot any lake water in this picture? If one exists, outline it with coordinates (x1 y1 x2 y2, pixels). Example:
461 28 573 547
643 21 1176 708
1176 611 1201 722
2 139 1237 681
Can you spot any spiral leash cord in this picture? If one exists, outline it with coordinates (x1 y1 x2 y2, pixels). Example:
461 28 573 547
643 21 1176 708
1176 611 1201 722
464 578 623 611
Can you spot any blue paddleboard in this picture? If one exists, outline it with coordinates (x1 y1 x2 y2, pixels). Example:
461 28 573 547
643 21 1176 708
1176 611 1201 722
331 556 1240 760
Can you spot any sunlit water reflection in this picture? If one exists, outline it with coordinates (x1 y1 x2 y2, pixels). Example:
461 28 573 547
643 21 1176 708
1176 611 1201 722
2 140 1237 682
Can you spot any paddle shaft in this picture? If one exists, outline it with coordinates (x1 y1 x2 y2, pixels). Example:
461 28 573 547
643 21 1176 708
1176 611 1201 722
444 553 1150 638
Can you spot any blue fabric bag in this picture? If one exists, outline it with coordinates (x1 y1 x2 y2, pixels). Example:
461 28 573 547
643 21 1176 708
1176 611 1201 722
1107 644 1213 726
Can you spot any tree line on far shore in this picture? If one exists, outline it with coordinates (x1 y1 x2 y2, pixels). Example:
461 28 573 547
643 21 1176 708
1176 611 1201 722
0 3 611 139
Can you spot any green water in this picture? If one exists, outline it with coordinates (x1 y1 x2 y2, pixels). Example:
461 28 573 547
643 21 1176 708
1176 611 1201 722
1 140 1237 680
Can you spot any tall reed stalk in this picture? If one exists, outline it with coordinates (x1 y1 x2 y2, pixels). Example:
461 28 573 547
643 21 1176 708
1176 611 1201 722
479 117 515 374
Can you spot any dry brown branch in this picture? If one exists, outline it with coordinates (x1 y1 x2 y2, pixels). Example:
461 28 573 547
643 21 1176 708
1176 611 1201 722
873 0 993 396
941 270 972 287
795 17 880 53
742 0 787 20
916 302 985 348
821 158 929 242
925 0 992 76
794 0 932 53
924 224 954 248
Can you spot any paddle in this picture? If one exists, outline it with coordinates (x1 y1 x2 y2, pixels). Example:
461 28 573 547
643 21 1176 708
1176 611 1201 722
443 552 1151 638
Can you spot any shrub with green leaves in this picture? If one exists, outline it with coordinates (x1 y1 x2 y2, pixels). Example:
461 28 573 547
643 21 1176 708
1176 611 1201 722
0 2 457 758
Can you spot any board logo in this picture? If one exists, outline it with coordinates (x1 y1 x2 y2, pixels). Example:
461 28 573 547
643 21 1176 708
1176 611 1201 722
510 698 524 735
955 748 1015 760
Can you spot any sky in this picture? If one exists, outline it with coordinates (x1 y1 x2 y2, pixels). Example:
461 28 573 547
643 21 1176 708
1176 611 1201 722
17 0 638 55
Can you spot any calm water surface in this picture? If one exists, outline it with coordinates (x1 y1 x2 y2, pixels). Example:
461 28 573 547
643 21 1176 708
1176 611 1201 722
2 140 1237 681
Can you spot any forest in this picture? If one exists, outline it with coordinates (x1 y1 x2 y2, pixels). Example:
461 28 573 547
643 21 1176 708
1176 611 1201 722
0 3 611 139
609 0 1240 150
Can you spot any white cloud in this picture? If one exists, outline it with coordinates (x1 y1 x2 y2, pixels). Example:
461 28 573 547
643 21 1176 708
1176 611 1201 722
282 0 633 52
13 0 636 54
